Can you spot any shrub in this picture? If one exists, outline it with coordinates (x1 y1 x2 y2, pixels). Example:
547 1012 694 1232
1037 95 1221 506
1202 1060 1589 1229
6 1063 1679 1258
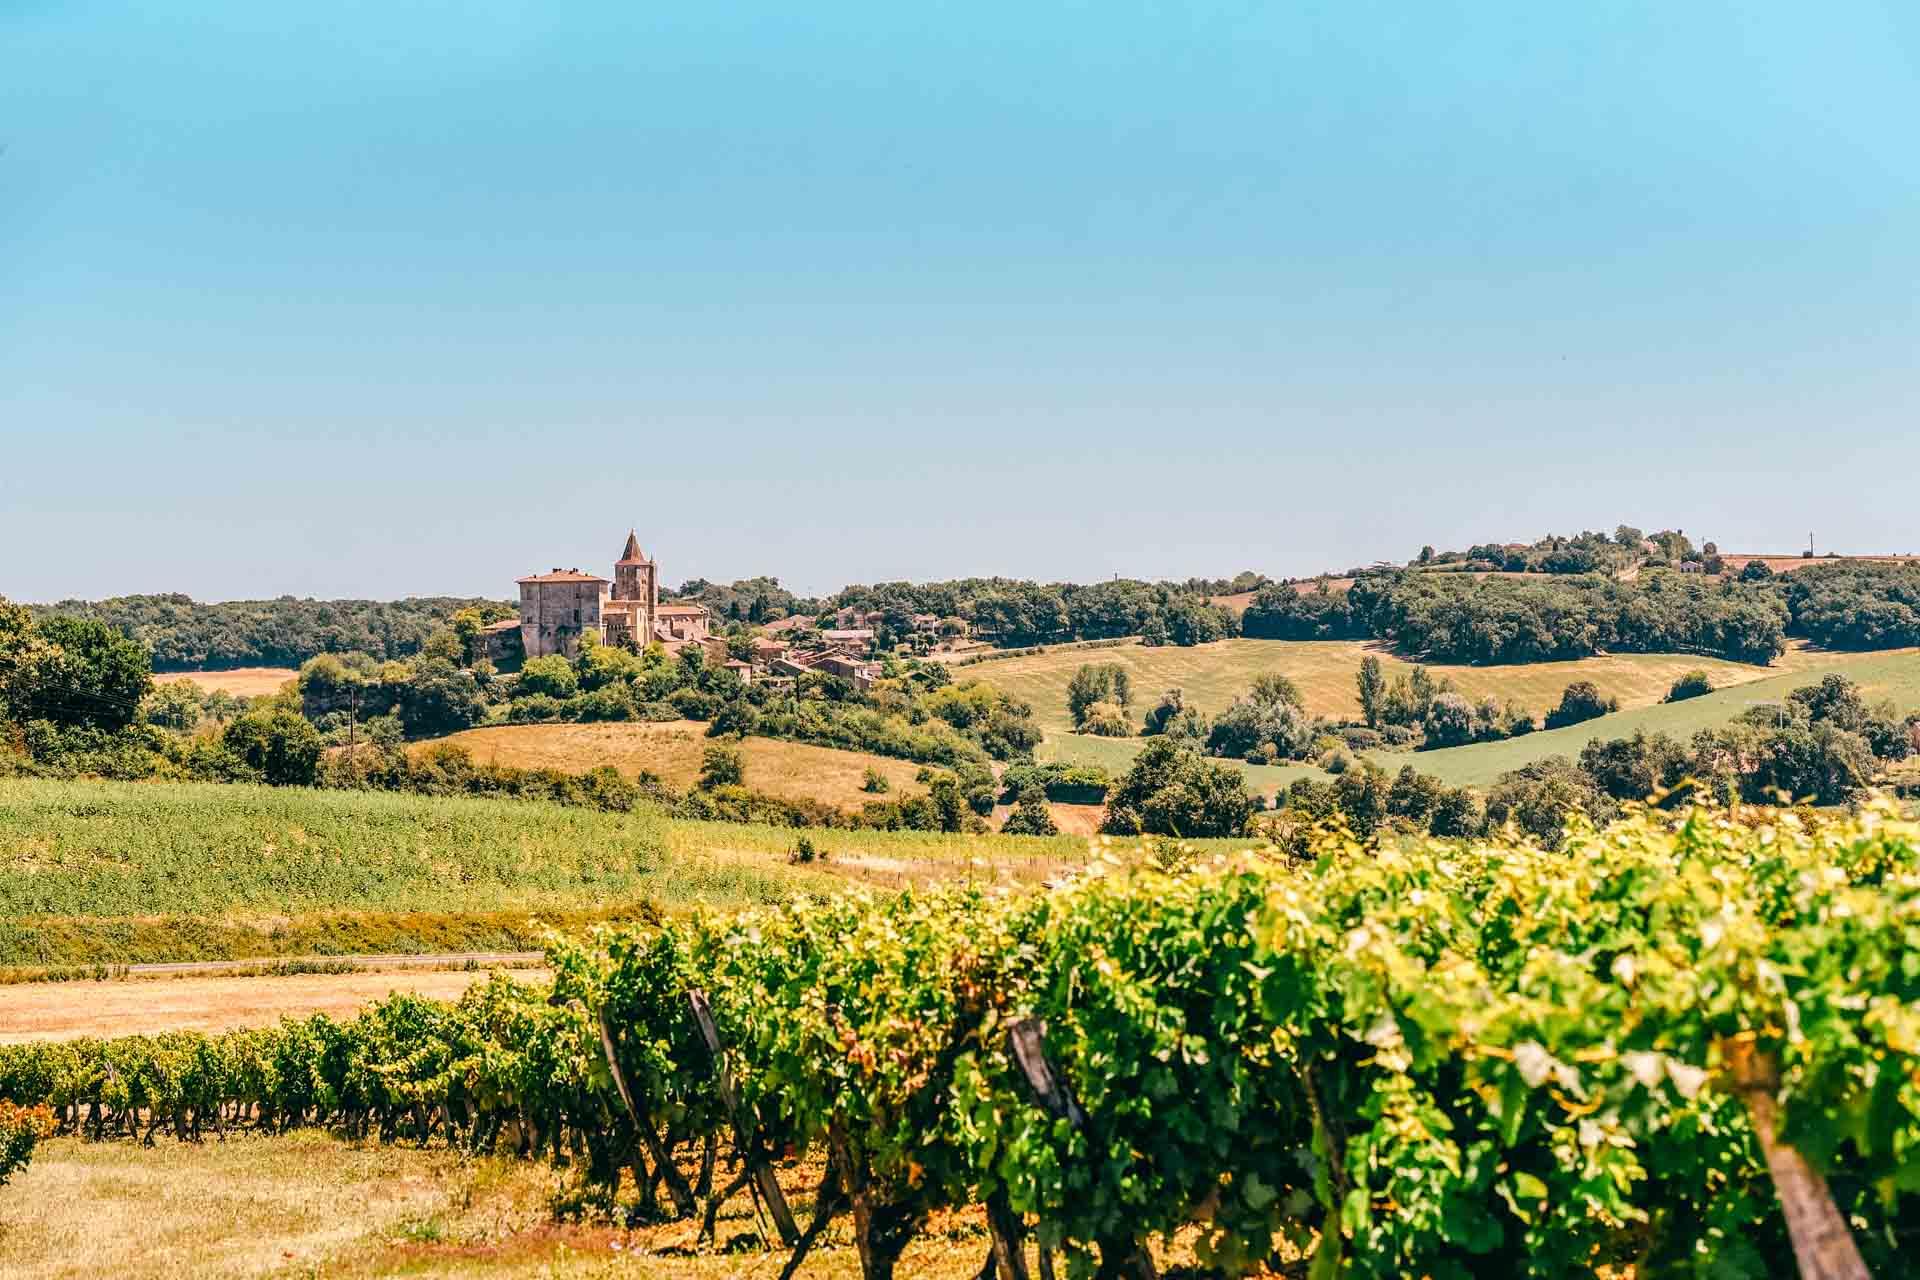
1339 726 1383 752
1078 699 1133 738
1421 692 1477 748
1000 787 1059 836
698 744 744 790
861 767 890 794
1543 681 1619 731
1666 670 1714 703
506 694 564 724
569 685 635 722
1381 723 1423 749
516 655 578 700
222 708 323 786
668 688 719 721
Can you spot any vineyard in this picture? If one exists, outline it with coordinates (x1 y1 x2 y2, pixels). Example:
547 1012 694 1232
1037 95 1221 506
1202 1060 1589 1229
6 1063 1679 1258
3 803 1917 1278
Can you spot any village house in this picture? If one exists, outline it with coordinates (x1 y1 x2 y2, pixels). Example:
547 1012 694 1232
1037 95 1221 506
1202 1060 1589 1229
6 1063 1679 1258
515 531 712 658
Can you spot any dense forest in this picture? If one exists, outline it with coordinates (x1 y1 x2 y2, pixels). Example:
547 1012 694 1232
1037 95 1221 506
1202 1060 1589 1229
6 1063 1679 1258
29 594 510 671
1243 561 1920 664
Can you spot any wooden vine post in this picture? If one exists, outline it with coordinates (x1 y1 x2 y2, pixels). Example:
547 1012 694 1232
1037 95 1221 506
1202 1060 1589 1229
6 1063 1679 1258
1724 1041 1871 1280
687 989 801 1247
593 1007 696 1217
1006 1018 1157 1280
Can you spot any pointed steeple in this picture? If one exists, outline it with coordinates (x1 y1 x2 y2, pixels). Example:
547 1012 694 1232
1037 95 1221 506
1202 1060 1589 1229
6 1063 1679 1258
617 530 648 564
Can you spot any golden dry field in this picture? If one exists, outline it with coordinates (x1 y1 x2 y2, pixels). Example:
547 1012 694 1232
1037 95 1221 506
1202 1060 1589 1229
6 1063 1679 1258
417 721 929 812
1 1131 1244 1280
0 966 536 1045
153 667 300 697
968 636 1869 736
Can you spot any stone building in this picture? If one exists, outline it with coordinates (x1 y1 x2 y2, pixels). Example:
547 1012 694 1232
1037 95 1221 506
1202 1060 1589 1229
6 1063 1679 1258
516 531 710 658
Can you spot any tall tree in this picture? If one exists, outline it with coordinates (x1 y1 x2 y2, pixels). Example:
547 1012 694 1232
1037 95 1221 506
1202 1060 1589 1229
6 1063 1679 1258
1356 655 1385 728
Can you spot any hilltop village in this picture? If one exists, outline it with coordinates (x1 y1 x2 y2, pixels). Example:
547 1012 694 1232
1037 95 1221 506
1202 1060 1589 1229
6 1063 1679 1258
492 530 915 692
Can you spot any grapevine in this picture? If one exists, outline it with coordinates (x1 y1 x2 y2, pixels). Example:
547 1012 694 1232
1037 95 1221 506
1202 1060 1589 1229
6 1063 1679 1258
1 800 1916 1278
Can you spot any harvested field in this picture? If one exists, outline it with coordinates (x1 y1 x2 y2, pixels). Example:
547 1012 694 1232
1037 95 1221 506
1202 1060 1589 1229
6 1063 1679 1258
1720 553 1920 576
417 721 928 812
0 965 541 1044
152 667 299 697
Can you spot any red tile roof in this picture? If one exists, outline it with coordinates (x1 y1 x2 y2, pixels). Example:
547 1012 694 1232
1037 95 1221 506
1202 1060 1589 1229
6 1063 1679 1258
517 570 607 584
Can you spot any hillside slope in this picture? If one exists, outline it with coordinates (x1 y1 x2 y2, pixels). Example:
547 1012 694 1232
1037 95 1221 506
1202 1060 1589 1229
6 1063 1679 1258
416 721 929 812
974 636 1872 735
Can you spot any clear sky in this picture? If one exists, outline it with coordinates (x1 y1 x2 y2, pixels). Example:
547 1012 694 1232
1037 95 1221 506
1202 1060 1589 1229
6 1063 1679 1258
4 1 1917 602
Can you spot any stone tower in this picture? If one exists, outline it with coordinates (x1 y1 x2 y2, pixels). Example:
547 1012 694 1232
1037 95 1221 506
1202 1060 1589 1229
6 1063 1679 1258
612 530 656 607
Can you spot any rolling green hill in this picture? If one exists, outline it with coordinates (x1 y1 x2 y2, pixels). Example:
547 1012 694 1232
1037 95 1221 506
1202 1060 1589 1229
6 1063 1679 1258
1362 647 1920 787
1035 648 1920 795
972 636 1867 736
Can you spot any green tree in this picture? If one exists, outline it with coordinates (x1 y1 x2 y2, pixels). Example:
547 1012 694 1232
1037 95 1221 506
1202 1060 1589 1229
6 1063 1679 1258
1102 738 1254 838
1543 680 1618 731
1066 663 1131 727
698 743 744 790
1665 670 1714 703
141 680 204 730
27 615 154 731
517 655 579 700
395 659 488 736
1141 688 1185 736
1422 692 1476 748
1356 655 1385 728
1001 787 1059 835
222 707 323 785
1248 672 1303 709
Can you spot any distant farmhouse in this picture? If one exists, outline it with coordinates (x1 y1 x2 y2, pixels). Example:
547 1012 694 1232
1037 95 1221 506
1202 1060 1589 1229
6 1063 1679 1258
510 531 712 658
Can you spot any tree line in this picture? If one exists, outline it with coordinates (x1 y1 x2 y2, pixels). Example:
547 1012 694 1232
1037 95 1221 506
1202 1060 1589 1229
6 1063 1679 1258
27 593 511 671
1245 559 1920 666
0 595 1043 833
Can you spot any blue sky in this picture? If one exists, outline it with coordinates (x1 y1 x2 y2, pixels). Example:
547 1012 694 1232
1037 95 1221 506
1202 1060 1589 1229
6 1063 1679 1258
4 1 1917 601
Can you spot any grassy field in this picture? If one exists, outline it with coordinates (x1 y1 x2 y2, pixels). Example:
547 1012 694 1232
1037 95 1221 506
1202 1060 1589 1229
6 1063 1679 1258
1029 645 1920 796
153 667 300 697
0 779 1085 966
1363 647 1920 787
418 721 928 812
0 1130 1224 1279
971 637 1863 736
1039 731 1324 797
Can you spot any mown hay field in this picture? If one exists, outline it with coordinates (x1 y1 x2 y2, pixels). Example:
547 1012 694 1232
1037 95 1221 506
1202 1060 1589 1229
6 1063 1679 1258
970 636 1865 736
0 779 1085 967
0 967 524 1044
417 721 928 812
152 667 299 698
